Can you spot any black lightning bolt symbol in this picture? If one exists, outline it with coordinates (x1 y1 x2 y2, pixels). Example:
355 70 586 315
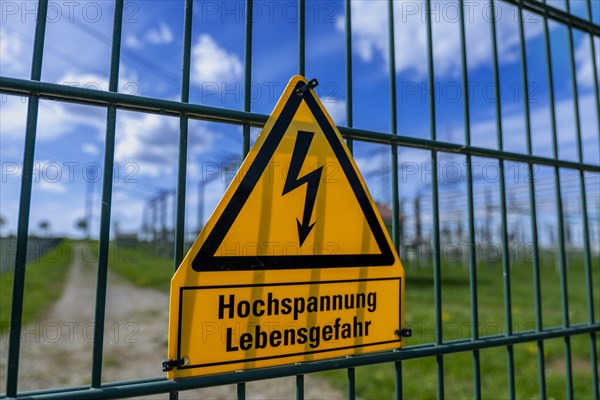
282 130 323 246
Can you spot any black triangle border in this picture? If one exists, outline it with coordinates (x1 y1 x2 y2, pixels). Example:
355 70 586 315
192 81 396 271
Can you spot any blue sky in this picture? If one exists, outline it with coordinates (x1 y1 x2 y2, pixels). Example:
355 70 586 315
1 0 599 249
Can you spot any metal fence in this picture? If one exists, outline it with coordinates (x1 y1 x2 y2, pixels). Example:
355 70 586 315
1 0 599 399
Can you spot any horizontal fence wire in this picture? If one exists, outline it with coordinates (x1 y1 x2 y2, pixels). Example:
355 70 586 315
1 0 599 399
3 326 599 400
1 77 598 173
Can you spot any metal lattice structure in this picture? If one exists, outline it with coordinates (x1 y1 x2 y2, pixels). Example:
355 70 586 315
1 0 599 399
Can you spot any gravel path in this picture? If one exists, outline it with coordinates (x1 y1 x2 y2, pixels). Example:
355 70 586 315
0 244 344 399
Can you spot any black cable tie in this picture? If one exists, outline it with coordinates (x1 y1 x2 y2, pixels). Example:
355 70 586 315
395 328 412 338
162 358 186 372
296 78 319 96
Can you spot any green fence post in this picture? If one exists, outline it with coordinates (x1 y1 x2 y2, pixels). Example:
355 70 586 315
345 0 353 152
298 0 305 76
458 1 481 398
425 1 445 398
517 2 547 398
566 1 599 398
170 1 194 399
387 2 403 396
489 1 516 397
5 0 48 397
91 0 124 388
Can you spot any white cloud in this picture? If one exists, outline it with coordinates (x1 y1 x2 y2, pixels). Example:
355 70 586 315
353 93 599 208
145 22 174 45
58 68 138 92
191 34 243 85
339 0 544 78
0 97 104 142
114 112 215 177
82 143 99 156
0 71 137 143
0 28 26 74
322 98 347 126
38 180 66 193
109 190 145 232
354 156 382 177
124 22 173 49
576 36 600 89
471 92 599 162
115 113 177 176
60 72 109 91
125 34 142 49
3 6 115 84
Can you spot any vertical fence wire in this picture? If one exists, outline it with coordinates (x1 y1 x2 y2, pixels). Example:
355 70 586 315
90 0 124 388
585 23 600 392
237 2 254 398
345 0 353 153
542 2 573 398
294 0 304 394
565 2 598 399
298 0 305 76
296 372 304 400
347 367 356 400
243 0 253 157
458 1 481 399
386 1 402 397
517 2 547 398
583 10 600 396
237 382 246 400
394 361 403 400
5 0 48 397
175 0 194 287
346 2 355 394
489 1 515 398
388 0 400 255
586 0 600 144
425 1 444 398
170 1 194 399
582 176 600 398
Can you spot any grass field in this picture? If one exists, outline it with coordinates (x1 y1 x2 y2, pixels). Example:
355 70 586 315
108 243 599 399
0 240 73 332
322 250 600 399
107 243 172 291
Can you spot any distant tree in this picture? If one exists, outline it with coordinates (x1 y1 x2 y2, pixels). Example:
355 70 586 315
38 220 50 237
76 218 88 238
0 215 5 237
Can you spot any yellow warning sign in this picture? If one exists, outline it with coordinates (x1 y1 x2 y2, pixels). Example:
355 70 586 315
166 76 405 379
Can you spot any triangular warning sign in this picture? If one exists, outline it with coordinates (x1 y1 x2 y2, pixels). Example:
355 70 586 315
193 79 394 271
167 76 405 379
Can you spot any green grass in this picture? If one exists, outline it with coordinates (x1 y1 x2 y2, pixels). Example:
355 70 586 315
0 240 73 332
110 244 599 398
322 250 600 399
107 243 172 291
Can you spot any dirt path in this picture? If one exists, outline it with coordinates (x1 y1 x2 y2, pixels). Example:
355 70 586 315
0 244 344 399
